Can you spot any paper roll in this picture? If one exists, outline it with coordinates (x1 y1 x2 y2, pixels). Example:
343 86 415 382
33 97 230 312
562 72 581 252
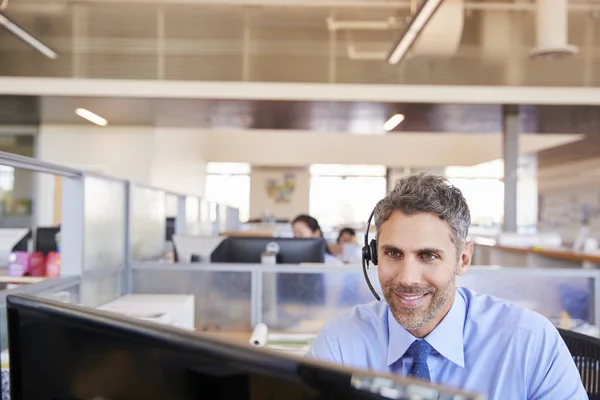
249 323 269 347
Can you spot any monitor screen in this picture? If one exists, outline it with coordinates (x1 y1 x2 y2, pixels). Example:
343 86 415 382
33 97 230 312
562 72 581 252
211 237 325 264
35 227 60 255
7 294 483 400
165 217 176 242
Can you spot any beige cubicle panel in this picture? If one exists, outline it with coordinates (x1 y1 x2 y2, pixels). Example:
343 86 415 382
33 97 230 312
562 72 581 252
53 169 107 226
53 175 62 225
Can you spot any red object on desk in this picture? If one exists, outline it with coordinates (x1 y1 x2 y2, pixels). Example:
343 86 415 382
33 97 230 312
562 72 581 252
46 252 61 277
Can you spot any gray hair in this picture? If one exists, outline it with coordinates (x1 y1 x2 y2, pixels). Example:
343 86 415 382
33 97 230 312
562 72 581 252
374 173 471 250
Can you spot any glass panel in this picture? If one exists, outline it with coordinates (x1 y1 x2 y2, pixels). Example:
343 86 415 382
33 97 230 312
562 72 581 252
185 197 201 235
83 177 126 271
261 269 381 332
133 269 252 331
38 287 80 305
81 273 123 307
459 268 598 335
130 186 166 262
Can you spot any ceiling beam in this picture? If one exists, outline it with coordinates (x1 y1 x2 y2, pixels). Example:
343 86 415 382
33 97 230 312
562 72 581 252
1 77 600 105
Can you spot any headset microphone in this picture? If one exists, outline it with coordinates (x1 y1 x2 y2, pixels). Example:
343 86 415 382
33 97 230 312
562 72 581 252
361 208 381 301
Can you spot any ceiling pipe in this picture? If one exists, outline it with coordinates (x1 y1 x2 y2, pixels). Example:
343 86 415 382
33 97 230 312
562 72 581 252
346 44 387 60
326 16 401 31
529 0 578 58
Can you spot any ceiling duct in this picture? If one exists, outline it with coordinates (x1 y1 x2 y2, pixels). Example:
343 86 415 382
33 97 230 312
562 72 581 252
530 0 578 58
408 0 464 59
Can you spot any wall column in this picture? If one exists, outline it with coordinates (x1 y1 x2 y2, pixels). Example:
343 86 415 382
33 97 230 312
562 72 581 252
503 105 519 232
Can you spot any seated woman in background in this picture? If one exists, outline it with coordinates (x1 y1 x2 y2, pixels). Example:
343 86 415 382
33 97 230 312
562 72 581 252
291 214 342 265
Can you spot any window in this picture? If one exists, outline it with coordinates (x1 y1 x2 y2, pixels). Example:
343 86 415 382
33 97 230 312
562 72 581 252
445 160 504 228
309 164 387 228
0 165 15 193
447 178 504 227
205 163 250 222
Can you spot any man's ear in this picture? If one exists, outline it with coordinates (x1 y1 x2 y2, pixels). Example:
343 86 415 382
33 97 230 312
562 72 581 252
457 241 474 276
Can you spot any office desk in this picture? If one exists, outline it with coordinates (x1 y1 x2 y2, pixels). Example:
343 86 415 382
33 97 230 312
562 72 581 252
199 331 250 343
473 240 600 269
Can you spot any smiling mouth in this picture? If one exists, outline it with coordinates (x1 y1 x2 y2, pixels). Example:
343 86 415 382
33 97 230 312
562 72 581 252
394 292 430 308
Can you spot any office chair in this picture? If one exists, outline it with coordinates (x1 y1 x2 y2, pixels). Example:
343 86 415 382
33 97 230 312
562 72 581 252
558 327 600 399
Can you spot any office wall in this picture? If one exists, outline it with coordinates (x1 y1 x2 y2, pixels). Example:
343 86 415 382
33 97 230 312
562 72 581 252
36 125 155 181
538 157 600 243
35 125 206 225
151 128 206 197
250 166 309 220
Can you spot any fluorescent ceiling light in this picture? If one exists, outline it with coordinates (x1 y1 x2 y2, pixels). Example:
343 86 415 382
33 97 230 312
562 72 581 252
0 13 57 59
75 108 108 126
387 0 443 64
383 114 405 131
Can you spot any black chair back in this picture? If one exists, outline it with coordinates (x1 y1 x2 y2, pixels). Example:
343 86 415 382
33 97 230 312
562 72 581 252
558 327 600 399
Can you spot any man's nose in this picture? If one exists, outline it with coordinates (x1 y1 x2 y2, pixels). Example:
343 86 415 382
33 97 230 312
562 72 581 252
394 259 423 287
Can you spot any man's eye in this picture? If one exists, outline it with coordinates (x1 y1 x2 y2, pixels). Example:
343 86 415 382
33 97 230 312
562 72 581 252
385 250 401 258
421 253 438 260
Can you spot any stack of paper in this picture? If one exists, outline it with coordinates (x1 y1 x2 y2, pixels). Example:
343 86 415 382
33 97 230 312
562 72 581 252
249 323 316 357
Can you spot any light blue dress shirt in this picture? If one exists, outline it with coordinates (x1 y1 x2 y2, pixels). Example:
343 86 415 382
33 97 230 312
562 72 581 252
307 286 587 400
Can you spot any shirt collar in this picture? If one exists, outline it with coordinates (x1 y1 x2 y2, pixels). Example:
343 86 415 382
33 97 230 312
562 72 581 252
386 289 466 368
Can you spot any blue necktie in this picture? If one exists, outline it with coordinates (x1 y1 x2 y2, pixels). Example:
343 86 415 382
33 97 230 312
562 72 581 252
406 340 433 382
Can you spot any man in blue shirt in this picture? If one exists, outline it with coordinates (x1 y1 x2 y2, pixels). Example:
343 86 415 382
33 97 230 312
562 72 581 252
307 174 586 400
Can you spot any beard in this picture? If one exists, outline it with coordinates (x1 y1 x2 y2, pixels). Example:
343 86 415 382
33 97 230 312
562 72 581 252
383 265 458 332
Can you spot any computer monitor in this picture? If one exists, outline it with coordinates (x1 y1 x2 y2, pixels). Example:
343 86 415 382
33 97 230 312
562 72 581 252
6 294 483 400
211 237 326 305
210 237 325 264
35 227 60 256
165 217 176 242
10 229 31 253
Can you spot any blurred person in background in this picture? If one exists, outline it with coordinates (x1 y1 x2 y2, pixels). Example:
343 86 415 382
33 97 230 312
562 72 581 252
328 227 358 258
337 227 357 245
292 214 342 264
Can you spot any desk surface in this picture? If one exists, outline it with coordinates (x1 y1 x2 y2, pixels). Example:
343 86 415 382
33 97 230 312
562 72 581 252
475 240 600 264
199 331 250 343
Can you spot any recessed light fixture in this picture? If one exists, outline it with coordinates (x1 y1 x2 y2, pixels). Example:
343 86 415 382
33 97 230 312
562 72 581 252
383 114 405 131
75 108 108 126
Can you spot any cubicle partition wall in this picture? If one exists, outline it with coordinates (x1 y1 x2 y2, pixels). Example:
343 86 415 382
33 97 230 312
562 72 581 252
131 263 600 336
78 176 128 307
0 151 241 353
129 184 167 262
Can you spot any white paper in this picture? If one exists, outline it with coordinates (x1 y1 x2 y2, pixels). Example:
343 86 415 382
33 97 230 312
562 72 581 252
249 323 269 347
267 333 316 343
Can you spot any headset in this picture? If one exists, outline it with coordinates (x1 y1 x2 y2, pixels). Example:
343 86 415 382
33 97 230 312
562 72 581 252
361 207 381 301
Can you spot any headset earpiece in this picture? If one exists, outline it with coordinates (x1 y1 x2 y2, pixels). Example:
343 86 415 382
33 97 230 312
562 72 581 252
369 239 378 266
362 208 381 301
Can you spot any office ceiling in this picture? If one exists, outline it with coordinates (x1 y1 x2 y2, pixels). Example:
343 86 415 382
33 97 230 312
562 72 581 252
1 0 599 86
1 94 598 169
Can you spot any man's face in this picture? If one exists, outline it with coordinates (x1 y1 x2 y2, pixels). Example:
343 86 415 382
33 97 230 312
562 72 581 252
338 232 355 244
377 210 472 337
